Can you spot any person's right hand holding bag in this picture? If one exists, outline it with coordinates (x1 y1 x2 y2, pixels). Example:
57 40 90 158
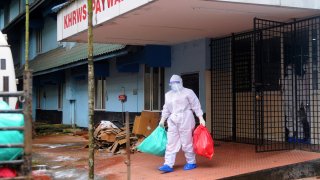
198 116 206 126
193 117 214 160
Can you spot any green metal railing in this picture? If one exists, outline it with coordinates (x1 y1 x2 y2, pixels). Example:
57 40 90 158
0 71 33 179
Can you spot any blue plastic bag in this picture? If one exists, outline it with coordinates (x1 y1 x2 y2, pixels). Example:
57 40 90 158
137 126 167 156
0 101 24 161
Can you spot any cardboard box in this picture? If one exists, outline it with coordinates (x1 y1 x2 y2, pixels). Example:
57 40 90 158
99 131 117 142
132 111 160 136
132 116 142 135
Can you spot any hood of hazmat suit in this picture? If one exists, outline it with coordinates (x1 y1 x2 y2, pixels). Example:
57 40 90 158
169 75 183 93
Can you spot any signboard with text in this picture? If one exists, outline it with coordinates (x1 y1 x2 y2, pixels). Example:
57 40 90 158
57 0 154 41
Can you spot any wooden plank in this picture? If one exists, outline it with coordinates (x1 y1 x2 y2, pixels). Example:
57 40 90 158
118 138 127 145
111 141 119 154
99 132 116 142
106 144 113 152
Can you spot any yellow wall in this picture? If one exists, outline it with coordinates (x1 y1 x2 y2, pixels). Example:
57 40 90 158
235 92 255 139
261 91 285 141
211 70 233 140
211 69 286 142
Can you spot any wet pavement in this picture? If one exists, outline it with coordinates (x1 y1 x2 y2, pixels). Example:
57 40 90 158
32 134 106 179
32 134 320 180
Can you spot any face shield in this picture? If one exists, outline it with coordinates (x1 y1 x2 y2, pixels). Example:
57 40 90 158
169 80 183 93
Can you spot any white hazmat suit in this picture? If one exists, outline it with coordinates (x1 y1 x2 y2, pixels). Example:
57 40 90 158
159 75 205 170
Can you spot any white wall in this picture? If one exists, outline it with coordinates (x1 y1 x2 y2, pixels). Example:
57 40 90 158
29 30 36 60
43 84 58 110
60 40 210 126
106 60 144 112
166 38 210 112
32 87 36 121
42 16 59 53
62 69 88 127
62 69 73 125
19 33 25 66
74 75 88 127
62 60 144 127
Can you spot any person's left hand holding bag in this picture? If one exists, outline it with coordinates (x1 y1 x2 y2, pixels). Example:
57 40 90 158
159 117 166 127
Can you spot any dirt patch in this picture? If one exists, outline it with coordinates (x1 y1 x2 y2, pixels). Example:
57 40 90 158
32 134 127 179
33 134 87 144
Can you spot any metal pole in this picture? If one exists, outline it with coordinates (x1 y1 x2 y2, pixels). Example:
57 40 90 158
25 0 29 71
125 112 131 180
122 102 124 125
23 70 32 179
121 87 125 125
23 0 32 178
87 0 95 179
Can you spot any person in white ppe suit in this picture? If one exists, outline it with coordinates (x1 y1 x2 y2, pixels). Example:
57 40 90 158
158 74 206 173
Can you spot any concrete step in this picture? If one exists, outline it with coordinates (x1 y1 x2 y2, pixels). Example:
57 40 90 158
220 158 320 180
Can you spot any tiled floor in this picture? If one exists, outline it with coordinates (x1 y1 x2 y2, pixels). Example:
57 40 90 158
128 141 320 180
32 135 320 180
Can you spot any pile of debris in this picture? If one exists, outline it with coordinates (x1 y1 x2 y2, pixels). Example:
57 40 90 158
93 111 160 155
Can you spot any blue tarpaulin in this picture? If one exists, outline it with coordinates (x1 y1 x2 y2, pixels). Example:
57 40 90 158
95 61 110 77
0 101 24 161
117 45 171 72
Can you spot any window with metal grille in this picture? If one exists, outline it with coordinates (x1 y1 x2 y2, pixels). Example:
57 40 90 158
58 83 63 110
144 65 164 110
36 87 41 109
233 38 252 92
312 29 318 90
0 59 5 70
3 76 9 103
3 76 8 91
36 30 42 53
181 73 199 98
95 77 106 110
255 37 281 91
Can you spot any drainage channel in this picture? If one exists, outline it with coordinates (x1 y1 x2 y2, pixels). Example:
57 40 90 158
219 159 320 180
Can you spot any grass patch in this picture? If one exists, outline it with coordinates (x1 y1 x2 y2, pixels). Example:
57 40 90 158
35 122 74 135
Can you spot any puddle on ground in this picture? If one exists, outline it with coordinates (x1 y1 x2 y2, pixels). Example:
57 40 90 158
53 156 80 162
33 143 82 149
50 166 62 169
33 165 104 180
97 149 114 158
53 169 104 180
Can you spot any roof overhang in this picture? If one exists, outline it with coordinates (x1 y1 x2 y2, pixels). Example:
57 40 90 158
57 0 320 45
16 43 126 77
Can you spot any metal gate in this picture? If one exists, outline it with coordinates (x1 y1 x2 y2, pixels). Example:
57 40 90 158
211 16 320 152
255 17 320 152
211 32 256 144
